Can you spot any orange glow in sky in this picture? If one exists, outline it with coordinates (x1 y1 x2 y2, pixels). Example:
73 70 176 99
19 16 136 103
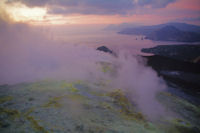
8 5 47 22
1 0 200 25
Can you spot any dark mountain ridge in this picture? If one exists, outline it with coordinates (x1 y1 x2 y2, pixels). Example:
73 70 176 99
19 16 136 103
142 44 200 99
118 22 200 42
145 26 200 42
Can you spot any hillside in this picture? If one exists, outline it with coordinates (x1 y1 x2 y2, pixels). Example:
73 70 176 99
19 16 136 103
142 44 200 99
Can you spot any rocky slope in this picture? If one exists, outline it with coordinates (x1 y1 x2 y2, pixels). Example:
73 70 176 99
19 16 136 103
0 80 200 133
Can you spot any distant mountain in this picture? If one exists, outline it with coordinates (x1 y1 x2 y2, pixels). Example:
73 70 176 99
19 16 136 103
119 22 200 34
145 26 200 42
118 22 200 42
166 22 200 33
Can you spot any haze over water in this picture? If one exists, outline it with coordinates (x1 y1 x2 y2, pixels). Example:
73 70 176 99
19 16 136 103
0 23 194 85
46 25 182 54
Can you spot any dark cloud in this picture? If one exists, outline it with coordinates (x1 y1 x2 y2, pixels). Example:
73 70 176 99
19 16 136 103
6 0 176 15
136 0 176 8
6 0 51 7
48 0 134 15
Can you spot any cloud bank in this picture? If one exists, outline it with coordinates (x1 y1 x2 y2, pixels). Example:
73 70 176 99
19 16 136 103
6 0 176 15
135 0 176 8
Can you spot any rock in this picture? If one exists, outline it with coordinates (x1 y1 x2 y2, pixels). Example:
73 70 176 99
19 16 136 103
75 124 84 132
96 46 113 54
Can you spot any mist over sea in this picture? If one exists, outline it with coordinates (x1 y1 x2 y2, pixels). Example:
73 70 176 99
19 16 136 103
0 24 180 84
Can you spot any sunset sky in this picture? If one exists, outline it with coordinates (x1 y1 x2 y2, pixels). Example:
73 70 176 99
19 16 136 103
0 0 200 25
